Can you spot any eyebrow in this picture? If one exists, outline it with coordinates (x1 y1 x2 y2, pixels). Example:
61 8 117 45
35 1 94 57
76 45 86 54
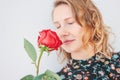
53 17 73 24
64 17 73 21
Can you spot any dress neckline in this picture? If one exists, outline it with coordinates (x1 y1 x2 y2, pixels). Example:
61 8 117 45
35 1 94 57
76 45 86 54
69 52 106 67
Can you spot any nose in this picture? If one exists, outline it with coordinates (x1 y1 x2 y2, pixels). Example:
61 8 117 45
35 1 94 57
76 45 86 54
57 27 69 39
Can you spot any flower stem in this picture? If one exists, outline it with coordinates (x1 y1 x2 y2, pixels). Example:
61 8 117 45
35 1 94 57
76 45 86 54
36 46 46 76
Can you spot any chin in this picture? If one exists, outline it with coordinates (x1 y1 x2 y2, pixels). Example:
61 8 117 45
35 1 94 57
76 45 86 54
63 48 73 53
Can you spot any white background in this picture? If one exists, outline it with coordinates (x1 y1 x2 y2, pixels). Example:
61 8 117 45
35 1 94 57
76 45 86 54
0 0 120 80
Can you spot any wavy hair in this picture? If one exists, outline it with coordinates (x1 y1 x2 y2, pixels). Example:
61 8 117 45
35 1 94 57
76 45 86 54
52 0 114 62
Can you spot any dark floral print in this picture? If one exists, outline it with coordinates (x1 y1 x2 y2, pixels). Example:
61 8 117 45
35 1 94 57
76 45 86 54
57 52 120 80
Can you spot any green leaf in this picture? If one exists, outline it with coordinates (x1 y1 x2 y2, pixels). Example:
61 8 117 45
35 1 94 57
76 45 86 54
44 70 61 80
24 38 37 62
20 75 34 80
33 74 44 80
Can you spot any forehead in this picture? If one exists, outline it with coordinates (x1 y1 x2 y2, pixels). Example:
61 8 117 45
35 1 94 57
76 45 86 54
53 4 73 22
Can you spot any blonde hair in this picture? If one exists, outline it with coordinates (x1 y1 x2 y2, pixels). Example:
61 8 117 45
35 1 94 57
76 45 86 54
53 0 114 62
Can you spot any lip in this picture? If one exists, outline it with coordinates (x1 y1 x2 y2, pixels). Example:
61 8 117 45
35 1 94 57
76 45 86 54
63 39 75 45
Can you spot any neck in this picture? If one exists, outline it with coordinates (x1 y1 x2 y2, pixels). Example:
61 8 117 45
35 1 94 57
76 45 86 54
71 45 95 60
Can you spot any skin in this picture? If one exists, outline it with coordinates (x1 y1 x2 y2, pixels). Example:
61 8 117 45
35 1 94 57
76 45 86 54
53 4 94 60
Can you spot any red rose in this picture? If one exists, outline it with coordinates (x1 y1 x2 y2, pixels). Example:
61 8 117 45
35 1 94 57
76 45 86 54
38 29 62 50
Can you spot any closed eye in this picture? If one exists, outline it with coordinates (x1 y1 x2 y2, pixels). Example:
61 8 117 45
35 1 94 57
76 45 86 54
66 18 75 25
56 25 61 29
54 22 61 29
68 22 74 25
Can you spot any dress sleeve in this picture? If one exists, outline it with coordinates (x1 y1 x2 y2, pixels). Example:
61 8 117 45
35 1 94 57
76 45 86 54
109 52 120 79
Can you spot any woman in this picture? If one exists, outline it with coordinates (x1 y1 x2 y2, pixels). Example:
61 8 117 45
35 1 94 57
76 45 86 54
52 0 120 80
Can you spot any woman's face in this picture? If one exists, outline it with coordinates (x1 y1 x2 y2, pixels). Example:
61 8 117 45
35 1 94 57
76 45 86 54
53 4 84 54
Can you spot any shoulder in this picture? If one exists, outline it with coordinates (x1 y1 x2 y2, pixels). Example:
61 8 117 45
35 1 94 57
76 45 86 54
111 51 120 61
108 51 120 79
57 62 72 80
110 51 120 70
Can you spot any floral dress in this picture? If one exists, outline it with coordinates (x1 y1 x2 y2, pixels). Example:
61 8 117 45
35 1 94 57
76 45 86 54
57 52 120 80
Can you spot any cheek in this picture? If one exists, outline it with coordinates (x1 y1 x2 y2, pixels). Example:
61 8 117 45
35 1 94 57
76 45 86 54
75 28 84 45
73 27 83 37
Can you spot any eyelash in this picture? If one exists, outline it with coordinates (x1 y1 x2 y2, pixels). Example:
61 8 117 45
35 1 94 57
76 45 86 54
68 22 74 25
56 26 61 29
55 21 74 29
